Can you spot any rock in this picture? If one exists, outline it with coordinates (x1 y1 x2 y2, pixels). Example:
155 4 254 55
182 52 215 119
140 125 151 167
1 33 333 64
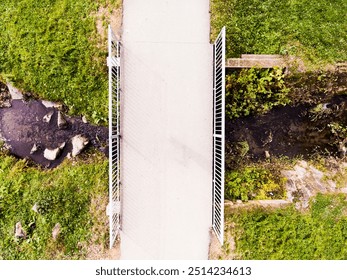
30 143 38 154
59 142 66 149
0 83 11 108
265 150 270 158
31 203 39 213
57 111 67 129
44 147 60 160
261 130 273 147
41 100 62 109
43 142 65 160
6 83 23 100
43 147 61 161
71 135 89 157
338 141 347 158
15 222 26 239
0 99 11 108
52 223 61 241
43 111 54 123
282 160 339 210
82 116 88 123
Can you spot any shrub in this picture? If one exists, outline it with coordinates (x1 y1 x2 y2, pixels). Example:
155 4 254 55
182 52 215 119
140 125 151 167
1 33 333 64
225 166 285 201
225 68 290 119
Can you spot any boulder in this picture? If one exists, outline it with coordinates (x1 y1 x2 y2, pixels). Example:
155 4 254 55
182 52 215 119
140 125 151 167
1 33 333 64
44 147 60 160
43 143 65 161
15 222 26 239
71 135 89 157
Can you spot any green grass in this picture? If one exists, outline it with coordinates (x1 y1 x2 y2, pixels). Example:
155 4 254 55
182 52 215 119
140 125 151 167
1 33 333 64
226 193 347 259
211 0 347 66
0 153 108 260
0 0 120 124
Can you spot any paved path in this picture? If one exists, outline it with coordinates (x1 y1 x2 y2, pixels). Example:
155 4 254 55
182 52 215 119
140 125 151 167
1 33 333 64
120 0 213 259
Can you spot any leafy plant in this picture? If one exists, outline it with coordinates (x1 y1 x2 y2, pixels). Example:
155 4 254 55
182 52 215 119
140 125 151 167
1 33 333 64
225 67 290 119
225 166 285 201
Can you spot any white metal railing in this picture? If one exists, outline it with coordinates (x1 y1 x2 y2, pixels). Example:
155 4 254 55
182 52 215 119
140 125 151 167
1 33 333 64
212 27 225 244
108 25 121 248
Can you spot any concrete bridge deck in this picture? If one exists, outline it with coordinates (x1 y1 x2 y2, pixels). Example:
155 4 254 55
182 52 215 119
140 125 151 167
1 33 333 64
120 0 213 259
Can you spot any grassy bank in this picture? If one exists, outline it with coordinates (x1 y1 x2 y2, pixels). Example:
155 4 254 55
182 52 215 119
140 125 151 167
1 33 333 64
225 193 347 259
0 153 108 259
210 0 347 67
0 0 120 124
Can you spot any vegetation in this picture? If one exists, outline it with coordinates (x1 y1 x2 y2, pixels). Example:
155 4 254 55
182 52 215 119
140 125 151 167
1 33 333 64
0 0 121 259
213 0 347 260
225 67 289 119
0 0 120 124
225 193 347 259
225 165 286 201
225 67 347 121
211 0 347 67
0 153 108 259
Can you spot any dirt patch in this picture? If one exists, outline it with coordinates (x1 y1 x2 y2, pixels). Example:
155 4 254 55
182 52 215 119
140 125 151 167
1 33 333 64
86 240 121 260
209 226 238 260
93 0 122 49
84 194 121 260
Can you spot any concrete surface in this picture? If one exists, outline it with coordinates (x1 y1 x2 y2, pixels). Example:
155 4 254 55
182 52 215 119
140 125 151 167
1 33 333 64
120 0 213 259
226 54 286 68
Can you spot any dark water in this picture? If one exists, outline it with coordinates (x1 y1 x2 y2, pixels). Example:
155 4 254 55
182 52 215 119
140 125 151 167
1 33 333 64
0 100 108 168
226 95 347 167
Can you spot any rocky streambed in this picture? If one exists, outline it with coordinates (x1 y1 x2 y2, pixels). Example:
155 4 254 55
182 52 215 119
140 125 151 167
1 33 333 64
0 83 108 168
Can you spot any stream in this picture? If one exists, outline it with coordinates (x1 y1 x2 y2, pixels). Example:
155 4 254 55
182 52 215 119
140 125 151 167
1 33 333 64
226 94 347 168
0 95 108 168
